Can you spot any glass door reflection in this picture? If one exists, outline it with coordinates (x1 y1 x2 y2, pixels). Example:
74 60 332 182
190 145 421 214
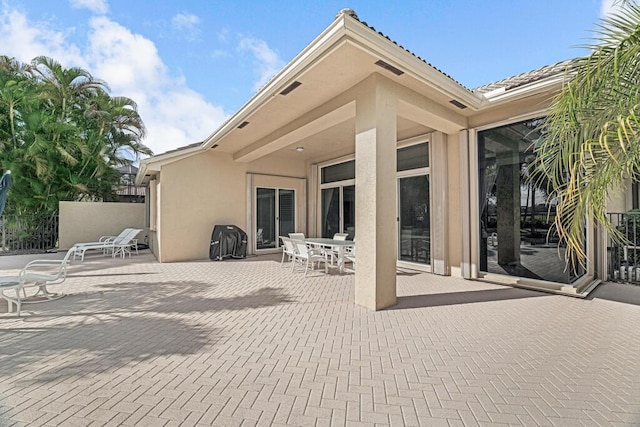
256 188 276 249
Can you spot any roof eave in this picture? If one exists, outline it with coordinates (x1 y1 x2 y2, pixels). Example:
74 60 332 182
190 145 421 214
135 145 204 186
201 15 351 150
479 74 566 106
201 13 484 151
342 18 483 110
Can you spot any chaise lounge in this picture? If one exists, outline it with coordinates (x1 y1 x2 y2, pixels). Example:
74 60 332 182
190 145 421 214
73 228 142 261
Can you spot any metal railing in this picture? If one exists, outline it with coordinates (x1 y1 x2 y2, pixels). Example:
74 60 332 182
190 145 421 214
0 214 59 254
608 212 640 284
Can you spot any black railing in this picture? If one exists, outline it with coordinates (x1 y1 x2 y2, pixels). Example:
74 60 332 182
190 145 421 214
0 214 59 254
608 212 640 284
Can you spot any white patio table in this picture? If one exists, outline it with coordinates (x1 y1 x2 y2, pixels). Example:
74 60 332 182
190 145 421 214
305 238 355 273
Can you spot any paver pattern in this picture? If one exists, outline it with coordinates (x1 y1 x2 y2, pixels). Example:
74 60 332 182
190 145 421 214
1 251 640 426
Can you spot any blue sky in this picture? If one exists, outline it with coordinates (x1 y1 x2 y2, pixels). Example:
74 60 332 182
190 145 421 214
0 0 615 155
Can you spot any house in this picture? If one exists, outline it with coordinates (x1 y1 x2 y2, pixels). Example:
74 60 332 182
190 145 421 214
136 9 623 310
116 165 145 203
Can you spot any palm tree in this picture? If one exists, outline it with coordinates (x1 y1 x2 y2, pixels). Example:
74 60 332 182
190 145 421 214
532 1 640 263
0 56 153 216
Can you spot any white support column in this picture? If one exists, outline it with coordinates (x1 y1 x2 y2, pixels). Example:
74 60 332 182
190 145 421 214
354 75 397 311
458 130 472 279
430 132 450 275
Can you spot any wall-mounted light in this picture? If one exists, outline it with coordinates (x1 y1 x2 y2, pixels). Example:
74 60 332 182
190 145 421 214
295 147 304 152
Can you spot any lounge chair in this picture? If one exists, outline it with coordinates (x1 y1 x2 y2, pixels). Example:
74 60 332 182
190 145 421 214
0 247 76 315
73 228 142 261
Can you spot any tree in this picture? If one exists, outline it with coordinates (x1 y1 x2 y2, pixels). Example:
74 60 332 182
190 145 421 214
532 1 640 264
0 56 152 219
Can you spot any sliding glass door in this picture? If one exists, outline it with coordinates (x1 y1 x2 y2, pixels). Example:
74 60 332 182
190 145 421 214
398 175 430 264
256 187 295 251
321 185 355 239
477 117 585 283
397 142 430 266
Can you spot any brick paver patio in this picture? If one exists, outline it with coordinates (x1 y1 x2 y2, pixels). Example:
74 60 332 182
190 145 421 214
1 251 639 426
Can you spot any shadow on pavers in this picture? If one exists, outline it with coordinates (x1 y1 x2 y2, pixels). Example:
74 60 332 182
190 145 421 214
389 287 550 310
0 281 295 385
587 281 640 306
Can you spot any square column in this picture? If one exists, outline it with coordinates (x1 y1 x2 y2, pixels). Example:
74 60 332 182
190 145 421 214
430 131 449 275
354 76 397 310
496 148 521 265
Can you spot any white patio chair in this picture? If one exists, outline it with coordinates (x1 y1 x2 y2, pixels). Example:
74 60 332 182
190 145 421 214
289 232 305 240
279 236 297 267
291 239 327 277
344 245 356 272
327 233 349 266
0 246 76 315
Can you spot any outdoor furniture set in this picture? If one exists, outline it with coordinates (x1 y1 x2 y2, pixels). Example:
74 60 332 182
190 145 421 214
280 233 355 277
0 227 142 315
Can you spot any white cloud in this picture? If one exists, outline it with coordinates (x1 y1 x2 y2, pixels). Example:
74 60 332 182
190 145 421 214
600 0 623 18
0 7 227 156
238 36 284 92
69 0 109 14
0 8 86 66
171 12 200 41
171 12 199 31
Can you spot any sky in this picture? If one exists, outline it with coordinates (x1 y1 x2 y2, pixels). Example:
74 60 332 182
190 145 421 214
0 0 620 157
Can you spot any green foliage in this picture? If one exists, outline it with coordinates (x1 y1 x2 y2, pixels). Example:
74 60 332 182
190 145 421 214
0 55 152 221
532 1 640 265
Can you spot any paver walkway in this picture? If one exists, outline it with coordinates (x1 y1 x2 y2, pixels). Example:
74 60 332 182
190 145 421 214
0 251 639 426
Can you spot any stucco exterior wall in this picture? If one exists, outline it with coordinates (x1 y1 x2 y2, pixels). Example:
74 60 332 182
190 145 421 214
59 201 146 250
157 151 306 262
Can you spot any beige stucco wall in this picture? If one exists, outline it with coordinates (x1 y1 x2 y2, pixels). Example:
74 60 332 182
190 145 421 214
157 151 306 262
59 201 146 250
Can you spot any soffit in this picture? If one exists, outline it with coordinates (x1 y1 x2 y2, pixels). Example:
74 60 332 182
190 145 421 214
266 115 431 162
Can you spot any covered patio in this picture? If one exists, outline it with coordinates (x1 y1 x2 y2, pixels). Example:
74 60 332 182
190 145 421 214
1 252 639 425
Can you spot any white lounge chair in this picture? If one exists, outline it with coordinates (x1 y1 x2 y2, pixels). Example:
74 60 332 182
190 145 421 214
0 247 76 315
73 228 141 261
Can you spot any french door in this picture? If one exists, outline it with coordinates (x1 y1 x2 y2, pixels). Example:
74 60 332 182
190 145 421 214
255 187 295 251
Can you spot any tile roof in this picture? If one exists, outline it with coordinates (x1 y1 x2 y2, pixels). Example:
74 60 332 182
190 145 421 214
473 59 576 94
147 11 578 161
343 9 470 90
345 9 576 96
151 140 203 158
